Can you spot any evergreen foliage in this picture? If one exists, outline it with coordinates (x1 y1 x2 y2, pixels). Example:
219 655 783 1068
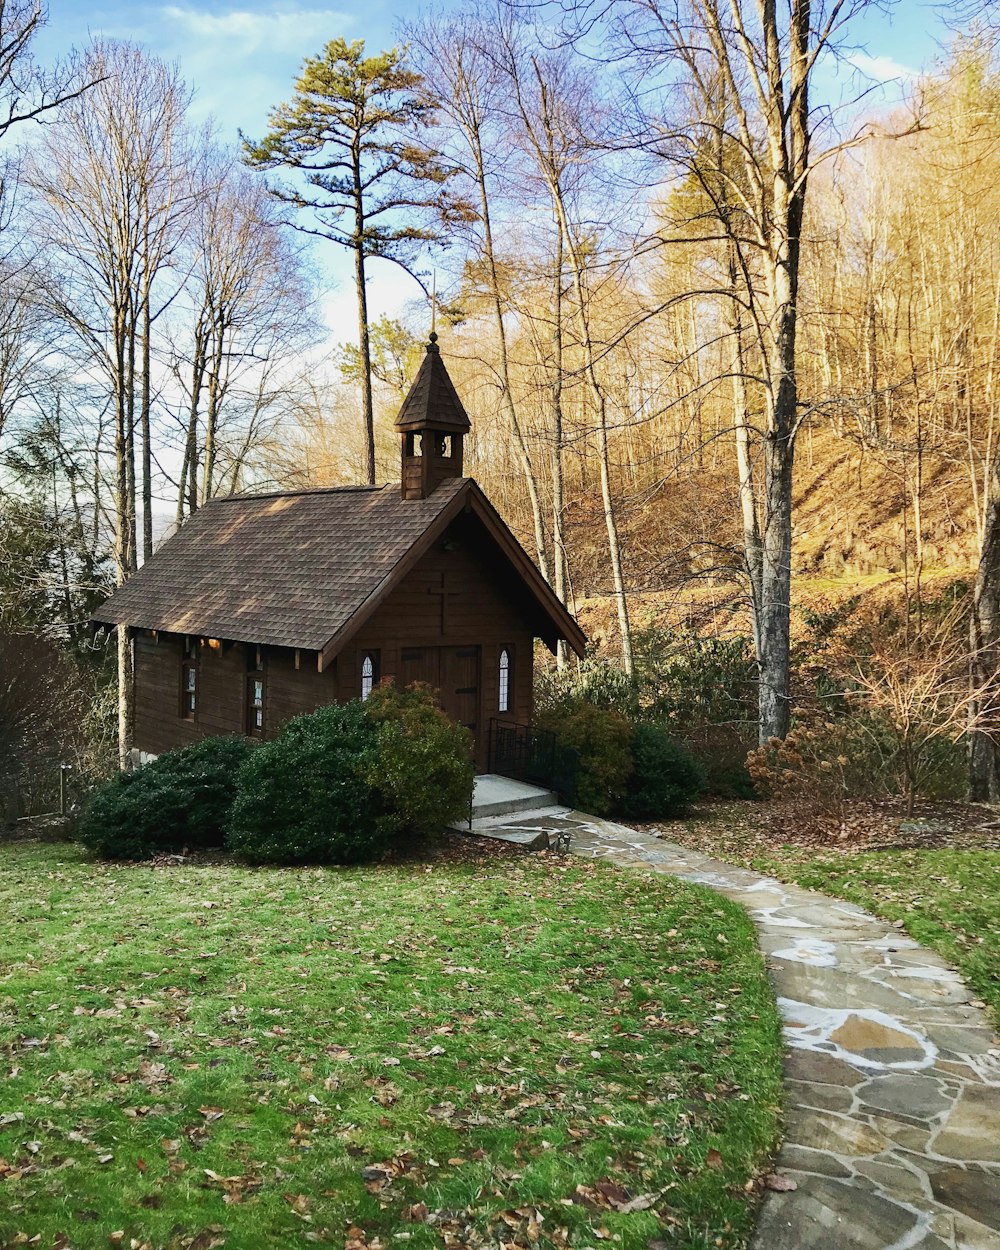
536 631 757 800
363 681 475 835
536 699 633 817
227 702 387 865
75 735 251 859
228 689 475 865
620 724 704 821
242 38 464 264
242 37 471 482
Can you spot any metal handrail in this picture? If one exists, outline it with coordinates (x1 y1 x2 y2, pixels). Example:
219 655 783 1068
486 718 578 804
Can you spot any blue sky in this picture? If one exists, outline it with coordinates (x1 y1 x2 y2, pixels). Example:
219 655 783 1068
37 1 395 143
32 0 955 345
35 0 951 139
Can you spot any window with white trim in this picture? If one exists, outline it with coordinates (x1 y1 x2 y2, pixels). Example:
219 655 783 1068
498 648 510 713
361 652 379 700
246 648 266 737
180 636 198 719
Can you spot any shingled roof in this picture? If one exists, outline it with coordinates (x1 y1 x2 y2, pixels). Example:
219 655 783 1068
91 477 586 660
394 333 471 434
92 480 466 650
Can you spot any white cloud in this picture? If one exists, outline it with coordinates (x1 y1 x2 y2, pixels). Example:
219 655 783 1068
149 5 359 141
161 6 352 55
845 52 919 85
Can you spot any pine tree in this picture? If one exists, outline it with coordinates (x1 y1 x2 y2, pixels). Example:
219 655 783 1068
243 38 470 485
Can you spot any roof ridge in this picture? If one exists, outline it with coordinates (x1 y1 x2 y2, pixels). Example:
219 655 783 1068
213 483 391 504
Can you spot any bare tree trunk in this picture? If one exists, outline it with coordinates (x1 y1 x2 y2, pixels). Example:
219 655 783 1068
551 228 569 668
970 455 1000 800
114 315 134 768
596 397 633 675
352 159 376 486
758 430 794 741
125 319 137 574
203 373 218 502
471 125 549 578
202 317 225 503
525 59 633 671
117 624 134 770
755 0 809 742
175 443 189 529
141 290 153 560
560 230 632 674
726 244 763 658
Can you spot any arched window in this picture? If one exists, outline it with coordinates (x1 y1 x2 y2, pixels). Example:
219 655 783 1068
498 648 510 714
361 653 375 700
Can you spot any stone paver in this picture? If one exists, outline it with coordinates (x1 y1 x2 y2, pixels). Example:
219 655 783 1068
469 808 1000 1250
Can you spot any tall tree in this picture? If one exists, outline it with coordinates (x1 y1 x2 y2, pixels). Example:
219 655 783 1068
615 0 897 740
408 13 553 582
172 154 314 524
243 38 469 485
28 40 195 768
494 29 636 673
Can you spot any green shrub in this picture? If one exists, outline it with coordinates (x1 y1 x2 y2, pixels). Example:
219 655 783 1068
535 655 640 721
536 699 632 816
75 735 251 859
227 702 387 865
363 682 474 834
620 723 704 820
535 632 758 799
227 686 476 865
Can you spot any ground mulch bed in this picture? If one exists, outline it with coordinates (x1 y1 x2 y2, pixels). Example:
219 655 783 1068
638 795 1000 862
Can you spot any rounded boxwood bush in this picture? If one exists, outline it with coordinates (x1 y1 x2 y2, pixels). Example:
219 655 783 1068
364 681 475 835
75 734 251 860
228 686 476 865
620 722 704 821
227 702 388 865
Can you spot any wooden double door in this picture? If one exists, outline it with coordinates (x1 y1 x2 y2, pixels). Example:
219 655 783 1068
400 644 481 740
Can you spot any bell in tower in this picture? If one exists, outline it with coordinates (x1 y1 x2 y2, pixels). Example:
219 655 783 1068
395 332 471 500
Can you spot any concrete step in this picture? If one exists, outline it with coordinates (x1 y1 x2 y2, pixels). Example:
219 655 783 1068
469 773 560 819
450 806 575 849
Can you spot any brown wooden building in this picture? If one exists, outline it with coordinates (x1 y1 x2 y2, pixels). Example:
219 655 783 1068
92 335 586 769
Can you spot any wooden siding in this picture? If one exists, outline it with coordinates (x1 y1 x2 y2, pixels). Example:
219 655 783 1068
133 634 338 756
133 511 538 767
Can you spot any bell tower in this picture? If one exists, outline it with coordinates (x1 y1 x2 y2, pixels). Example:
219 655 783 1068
395 332 471 500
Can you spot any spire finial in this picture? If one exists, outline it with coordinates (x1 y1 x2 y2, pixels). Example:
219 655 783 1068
427 270 440 352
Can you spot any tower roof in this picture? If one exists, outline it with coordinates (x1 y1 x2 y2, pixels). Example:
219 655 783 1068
394 333 471 435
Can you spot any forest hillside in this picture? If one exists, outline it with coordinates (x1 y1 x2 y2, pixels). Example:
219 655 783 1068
4 1 1000 815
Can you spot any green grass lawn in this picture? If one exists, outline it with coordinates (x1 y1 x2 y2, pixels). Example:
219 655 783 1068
752 846 1000 1021
0 840 782 1250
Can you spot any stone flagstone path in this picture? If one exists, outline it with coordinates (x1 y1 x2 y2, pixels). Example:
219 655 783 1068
470 808 1000 1250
